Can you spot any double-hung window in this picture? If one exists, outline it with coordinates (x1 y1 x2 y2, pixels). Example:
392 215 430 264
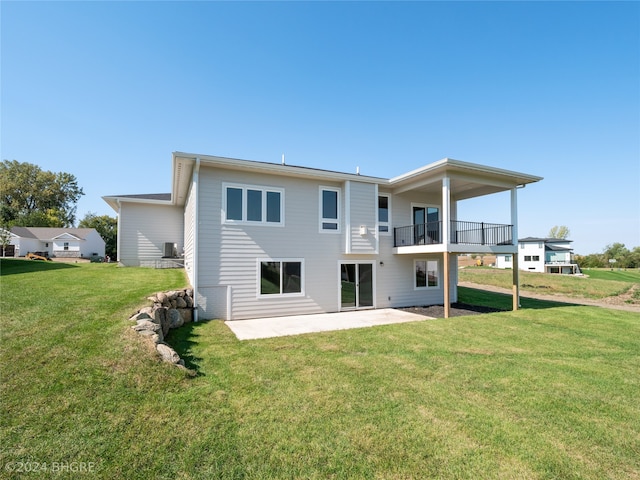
223 183 284 225
259 259 304 296
319 187 340 232
414 259 439 289
378 194 391 234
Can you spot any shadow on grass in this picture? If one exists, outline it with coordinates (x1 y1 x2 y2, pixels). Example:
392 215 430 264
164 320 209 376
459 286 576 312
0 258 79 276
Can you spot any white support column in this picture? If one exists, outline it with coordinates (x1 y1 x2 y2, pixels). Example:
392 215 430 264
511 187 520 311
442 176 451 247
442 176 451 318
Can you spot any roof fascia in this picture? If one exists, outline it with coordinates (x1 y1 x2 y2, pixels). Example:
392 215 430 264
173 151 387 185
102 195 173 209
390 158 543 188
52 233 82 240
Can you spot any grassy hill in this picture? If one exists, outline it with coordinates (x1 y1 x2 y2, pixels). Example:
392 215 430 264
1 259 639 479
459 266 640 304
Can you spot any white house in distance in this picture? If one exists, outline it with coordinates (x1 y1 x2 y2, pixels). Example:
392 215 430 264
103 152 542 321
5 227 105 259
496 237 578 274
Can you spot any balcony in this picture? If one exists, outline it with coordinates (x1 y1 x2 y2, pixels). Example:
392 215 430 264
394 220 513 248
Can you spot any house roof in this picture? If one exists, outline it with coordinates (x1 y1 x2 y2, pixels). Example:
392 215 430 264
103 151 543 211
102 193 173 211
519 237 573 243
545 244 573 252
10 227 98 241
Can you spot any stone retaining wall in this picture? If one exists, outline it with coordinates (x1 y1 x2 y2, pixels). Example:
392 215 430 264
129 288 194 367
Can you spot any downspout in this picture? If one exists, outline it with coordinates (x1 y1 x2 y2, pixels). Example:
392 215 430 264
193 157 201 322
116 199 122 264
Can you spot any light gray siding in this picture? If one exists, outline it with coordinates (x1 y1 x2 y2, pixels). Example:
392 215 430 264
194 164 456 320
347 181 377 254
82 231 106 257
119 202 184 267
197 166 345 320
183 182 196 286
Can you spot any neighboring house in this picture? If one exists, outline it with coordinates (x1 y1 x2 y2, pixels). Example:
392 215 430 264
496 237 579 274
7 227 106 259
104 152 542 321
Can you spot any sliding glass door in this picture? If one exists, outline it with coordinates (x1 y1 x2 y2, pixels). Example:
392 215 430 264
340 263 374 310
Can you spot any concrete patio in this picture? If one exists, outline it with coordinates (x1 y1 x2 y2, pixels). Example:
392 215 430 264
225 308 431 340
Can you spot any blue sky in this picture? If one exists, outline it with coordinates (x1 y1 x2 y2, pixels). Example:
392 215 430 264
2 1 638 254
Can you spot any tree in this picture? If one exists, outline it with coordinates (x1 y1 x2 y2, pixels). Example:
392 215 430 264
603 243 631 268
0 160 84 227
629 247 640 269
548 225 570 239
575 253 604 269
78 212 117 259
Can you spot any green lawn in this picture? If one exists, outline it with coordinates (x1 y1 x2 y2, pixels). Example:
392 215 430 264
459 266 639 301
1 259 639 479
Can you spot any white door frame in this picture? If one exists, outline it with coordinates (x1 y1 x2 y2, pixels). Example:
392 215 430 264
338 260 376 311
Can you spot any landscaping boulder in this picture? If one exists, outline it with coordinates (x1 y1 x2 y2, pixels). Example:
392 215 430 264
128 287 194 368
131 320 163 343
167 308 183 329
129 311 151 322
156 343 181 364
179 308 193 324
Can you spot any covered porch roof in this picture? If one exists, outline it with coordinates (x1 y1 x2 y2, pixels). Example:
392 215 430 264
388 158 543 199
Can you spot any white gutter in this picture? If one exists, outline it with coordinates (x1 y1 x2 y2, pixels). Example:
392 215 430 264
192 157 201 322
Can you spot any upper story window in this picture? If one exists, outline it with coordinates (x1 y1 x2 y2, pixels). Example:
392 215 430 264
320 187 340 233
63 242 69 251
223 183 284 226
378 194 391 234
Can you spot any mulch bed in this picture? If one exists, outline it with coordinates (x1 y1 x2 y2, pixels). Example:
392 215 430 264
398 302 504 318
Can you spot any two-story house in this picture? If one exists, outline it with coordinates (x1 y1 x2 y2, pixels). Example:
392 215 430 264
496 237 578 274
104 152 542 321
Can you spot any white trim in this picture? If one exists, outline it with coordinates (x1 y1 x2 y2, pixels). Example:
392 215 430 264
377 191 391 237
193 157 200 322
345 181 351 253
413 258 441 290
410 202 440 222
257 258 305 298
319 186 341 233
222 182 285 227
